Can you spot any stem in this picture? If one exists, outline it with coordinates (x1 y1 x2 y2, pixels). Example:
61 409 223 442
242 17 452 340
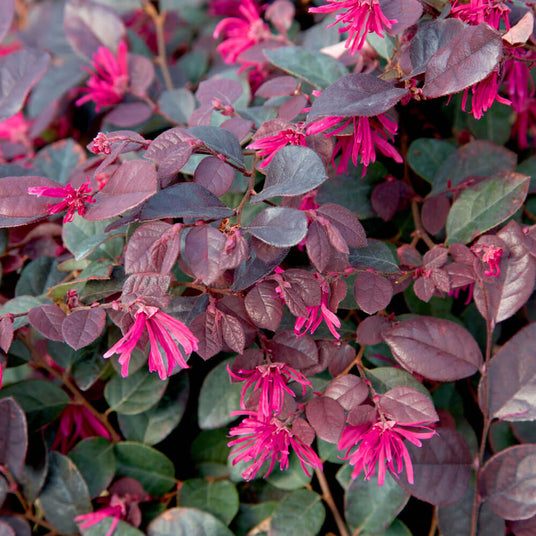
411 198 436 250
144 1 174 91
315 467 350 536
469 319 494 536
428 506 438 536
236 171 257 227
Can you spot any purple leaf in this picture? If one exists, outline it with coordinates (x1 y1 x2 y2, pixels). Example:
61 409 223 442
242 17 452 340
157 143 195 179
422 195 450 235
0 0 14 44
381 0 422 35
245 281 283 331
481 322 536 421
326 342 355 377
0 317 13 354
194 156 235 197
306 221 334 273
397 428 472 505
247 207 308 247
379 386 438 424
511 514 536 535
479 445 536 520
252 146 328 203
220 230 248 270
423 23 503 99
62 308 106 350
324 375 369 411
84 160 157 220
382 316 483 381
0 398 27 478
145 128 196 161
104 102 153 127
184 226 226 286
371 180 403 221
269 330 320 375
354 272 393 314
140 182 234 221
221 314 246 354
189 311 223 360
128 54 155 98
121 274 171 309
278 94 308 122
317 203 367 248
0 176 59 218
196 78 243 107
63 0 126 60
307 73 409 121
28 305 66 342
220 118 253 142
256 76 298 98
356 315 391 345
305 396 345 443
0 49 50 120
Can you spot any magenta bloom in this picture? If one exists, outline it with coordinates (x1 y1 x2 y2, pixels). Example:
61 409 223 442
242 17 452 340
450 0 510 29
228 411 322 480
294 276 341 339
247 125 307 168
213 0 271 64
471 243 503 277
76 505 124 536
306 113 402 174
339 419 437 485
0 111 30 144
27 180 95 223
76 41 129 112
228 362 311 418
309 0 397 53
51 404 112 454
104 306 199 379
461 71 510 120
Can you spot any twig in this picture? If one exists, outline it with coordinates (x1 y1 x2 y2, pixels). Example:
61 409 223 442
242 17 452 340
411 198 436 250
314 467 350 536
428 506 438 536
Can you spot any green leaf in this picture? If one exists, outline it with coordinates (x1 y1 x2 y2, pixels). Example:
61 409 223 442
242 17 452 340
317 438 344 464
381 520 413 536
432 140 517 193
446 173 529 245
0 380 69 429
33 139 86 184
178 479 239 525
147 507 234 536
68 438 116 498
366 368 432 399
349 240 399 273
234 502 278 536
198 358 241 430
158 88 195 124
15 257 64 297
517 155 536 194
466 102 512 145
114 442 175 496
1 296 48 329
105 368 168 415
117 374 189 445
345 472 410 535
191 428 230 465
264 46 348 90
39 452 92 534
47 341 76 370
407 139 456 183
266 452 313 490
71 344 109 391
80 517 145 536
270 489 325 536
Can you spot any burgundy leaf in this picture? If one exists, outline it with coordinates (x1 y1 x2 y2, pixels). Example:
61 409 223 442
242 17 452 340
220 231 248 270
356 315 391 345
292 417 315 446
278 269 322 316
305 396 346 444
184 226 226 286
104 103 152 127
28 305 67 342
0 49 50 120
422 195 450 235
278 94 308 122
0 0 14 44
121 274 170 309
269 329 320 374
413 276 436 302
247 207 308 247
0 317 13 354
379 386 439 424
221 313 246 354
245 281 283 331
256 76 298 98
128 54 155 98
481 322 536 421
156 142 193 179
307 73 409 121
479 445 536 521
371 180 402 221
194 156 235 197
382 316 483 381
0 176 59 218
354 272 393 314
0 398 27 478
196 78 243 107
84 160 157 220
324 375 369 411
306 221 334 273
220 117 253 142
317 203 367 248
145 128 196 161
64 0 126 60
62 308 106 350
326 341 356 377
381 0 422 35
511 514 536 535
397 428 472 505
423 247 448 269
323 220 349 254
189 311 223 360
423 23 503 98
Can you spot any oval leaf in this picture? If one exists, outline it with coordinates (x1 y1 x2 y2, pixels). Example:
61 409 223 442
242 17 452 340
62 308 106 350
147 507 233 536
353 272 393 314
0 398 27 478
248 207 308 247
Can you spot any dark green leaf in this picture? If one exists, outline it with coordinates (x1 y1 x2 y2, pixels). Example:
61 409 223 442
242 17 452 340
33 139 86 185
147 507 234 536
270 489 325 536
20 432 48 502
80 518 145 536
266 452 313 490
191 428 230 465
159 88 196 124
189 125 244 166
234 502 278 536
349 240 399 273
407 139 456 183
15 257 64 297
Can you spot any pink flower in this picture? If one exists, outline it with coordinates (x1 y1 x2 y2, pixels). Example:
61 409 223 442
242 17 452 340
104 306 199 379
338 418 437 485
461 70 510 120
294 275 341 339
27 180 95 223
228 362 311 418
247 124 307 168
228 411 322 480
76 41 129 112
213 0 272 64
50 404 112 454
450 0 510 29
0 112 30 144
76 505 123 536
309 0 397 53
306 113 402 175
471 243 503 277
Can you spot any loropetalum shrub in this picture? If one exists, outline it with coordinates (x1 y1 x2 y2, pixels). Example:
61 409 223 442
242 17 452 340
1 0 536 534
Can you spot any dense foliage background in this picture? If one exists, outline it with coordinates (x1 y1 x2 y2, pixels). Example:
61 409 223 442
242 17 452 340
0 0 535 535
